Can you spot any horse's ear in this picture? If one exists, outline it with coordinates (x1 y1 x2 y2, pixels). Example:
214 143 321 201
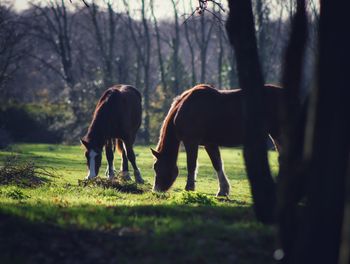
80 138 89 149
150 148 160 158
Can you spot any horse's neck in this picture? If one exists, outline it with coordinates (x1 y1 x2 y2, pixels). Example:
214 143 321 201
86 114 108 150
158 122 180 163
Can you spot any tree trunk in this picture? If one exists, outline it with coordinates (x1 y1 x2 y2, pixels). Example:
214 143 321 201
183 17 196 86
151 0 167 93
217 22 224 89
226 0 275 223
171 0 180 95
255 0 267 77
141 0 151 144
288 1 350 263
276 0 308 259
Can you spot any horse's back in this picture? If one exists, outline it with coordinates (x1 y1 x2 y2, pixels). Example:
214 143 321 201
114 85 141 99
174 85 244 146
107 85 141 103
173 84 284 146
104 85 142 138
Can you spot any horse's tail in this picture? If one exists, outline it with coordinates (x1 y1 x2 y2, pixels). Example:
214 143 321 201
116 139 124 154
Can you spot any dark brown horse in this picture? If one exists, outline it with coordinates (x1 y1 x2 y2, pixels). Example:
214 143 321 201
81 84 144 183
151 84 283 196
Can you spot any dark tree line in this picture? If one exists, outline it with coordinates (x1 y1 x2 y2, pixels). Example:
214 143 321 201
1 1 317 144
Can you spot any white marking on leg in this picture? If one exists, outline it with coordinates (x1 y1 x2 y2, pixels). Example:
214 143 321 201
194 162 199 181
86 150 98 179
217 168 230 196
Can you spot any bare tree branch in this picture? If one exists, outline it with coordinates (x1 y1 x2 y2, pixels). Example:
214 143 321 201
184 0 225 24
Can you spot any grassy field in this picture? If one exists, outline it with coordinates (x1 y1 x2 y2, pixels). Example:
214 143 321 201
0 144 279 263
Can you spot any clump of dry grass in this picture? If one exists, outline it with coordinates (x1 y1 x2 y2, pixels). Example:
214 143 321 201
78 177 150 194
0 155 56 188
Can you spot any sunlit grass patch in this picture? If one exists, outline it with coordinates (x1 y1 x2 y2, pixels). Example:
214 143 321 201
0 144 280 263
172 191 217 206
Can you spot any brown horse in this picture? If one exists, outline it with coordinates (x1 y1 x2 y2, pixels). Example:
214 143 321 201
151 84 283 196
81 84 144 183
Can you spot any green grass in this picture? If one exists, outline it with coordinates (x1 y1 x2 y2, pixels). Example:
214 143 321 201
0 144 279 263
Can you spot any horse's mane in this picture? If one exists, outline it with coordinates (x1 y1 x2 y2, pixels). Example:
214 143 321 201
84 88 117 143
156 84 213 152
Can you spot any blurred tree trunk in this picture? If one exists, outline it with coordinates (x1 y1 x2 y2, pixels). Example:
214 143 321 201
254 0 269 78
216 8 224 89
0 5 27 101
151 0 167 94
141 0 151 144
286 0 350 263
170 0 181 95
135 54 142 92
183 15 196 86
194 14 214 83
117 32 130 84
276 0 308 259
30 0 80 120
225 0 275 223
227 48 237 88
88 2 119 88
123 0 151 143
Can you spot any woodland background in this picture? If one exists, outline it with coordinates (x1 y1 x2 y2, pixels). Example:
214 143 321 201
0 0 318 145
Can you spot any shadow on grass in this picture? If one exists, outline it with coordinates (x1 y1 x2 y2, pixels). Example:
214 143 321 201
0 203 276 264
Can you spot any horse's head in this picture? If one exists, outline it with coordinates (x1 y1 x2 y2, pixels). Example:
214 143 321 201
151 148 179 192
80 138 102 179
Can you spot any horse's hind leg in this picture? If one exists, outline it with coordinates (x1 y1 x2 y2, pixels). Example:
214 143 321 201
205 145 231 197
183 142 199 191
118 139 131 181
124 140 144 184
105 139 116 180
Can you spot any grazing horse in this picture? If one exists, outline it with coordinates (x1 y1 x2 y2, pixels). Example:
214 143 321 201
81 84 144 183
151 84 283 196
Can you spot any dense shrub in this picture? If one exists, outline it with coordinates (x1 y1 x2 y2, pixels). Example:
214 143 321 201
0 104 71 143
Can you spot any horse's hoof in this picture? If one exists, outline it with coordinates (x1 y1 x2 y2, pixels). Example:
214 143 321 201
185 184 195 191
216 187 230 197
134 170 144 184
118 171 132 181
106 172 115 180
105 168 116 179
135 178 145 184
216 191 229 197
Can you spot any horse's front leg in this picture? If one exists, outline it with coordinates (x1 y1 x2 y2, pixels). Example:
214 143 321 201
184 142 199 191
105 139 116 180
